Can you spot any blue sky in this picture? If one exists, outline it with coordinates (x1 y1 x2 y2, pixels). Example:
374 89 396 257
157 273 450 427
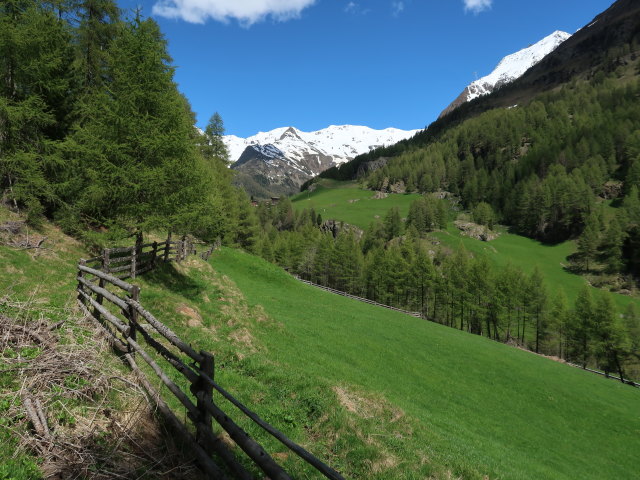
117 0 614 137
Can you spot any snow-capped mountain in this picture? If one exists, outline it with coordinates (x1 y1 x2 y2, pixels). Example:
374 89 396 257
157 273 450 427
225 125 419 198
225 125 419 166
440 31 571 118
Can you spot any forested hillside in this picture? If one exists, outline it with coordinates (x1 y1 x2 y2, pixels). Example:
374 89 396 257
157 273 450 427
0 0 241 248
250 1 640 380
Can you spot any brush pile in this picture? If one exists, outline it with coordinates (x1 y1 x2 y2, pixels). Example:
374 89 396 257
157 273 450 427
0 302 204 479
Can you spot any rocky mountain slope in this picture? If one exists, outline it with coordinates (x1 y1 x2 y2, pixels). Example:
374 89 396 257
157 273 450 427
224 125 419 198
439 30 571 118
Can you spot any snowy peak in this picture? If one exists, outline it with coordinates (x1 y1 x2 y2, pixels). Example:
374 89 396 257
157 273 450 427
440 30 571 117
224 125 420 166
469 31 571 100
279 126 302 141
225 124 419 199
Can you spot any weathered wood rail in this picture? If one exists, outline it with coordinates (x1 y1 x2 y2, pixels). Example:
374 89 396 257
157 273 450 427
76 259 345 479
565 362 640 388
295 276 422 318
84 234 198 280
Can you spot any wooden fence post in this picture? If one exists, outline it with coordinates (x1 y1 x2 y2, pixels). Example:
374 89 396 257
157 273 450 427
102 248 110 274
128 285 140 357
95 277 105 323
132 234 142 279
151 241 158 268
164 232 172 263
180 235 187 263
77 259 87 306
192 351 215 455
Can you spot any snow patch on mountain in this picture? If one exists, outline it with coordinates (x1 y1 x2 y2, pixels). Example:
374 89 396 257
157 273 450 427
467 31 571 101
440 30 571 117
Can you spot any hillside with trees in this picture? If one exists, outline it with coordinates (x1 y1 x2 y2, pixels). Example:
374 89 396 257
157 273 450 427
3 1 640 478
0 0 237 248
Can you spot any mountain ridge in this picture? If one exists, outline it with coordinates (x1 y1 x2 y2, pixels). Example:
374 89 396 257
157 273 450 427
439 30 571 118
224 125 419 198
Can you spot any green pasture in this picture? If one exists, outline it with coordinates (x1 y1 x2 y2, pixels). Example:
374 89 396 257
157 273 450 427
291 180 421 229
209 247 640 480
432 224 639 310
291 180 639 310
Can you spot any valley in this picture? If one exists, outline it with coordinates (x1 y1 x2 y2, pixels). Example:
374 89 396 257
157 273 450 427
2 0 640 478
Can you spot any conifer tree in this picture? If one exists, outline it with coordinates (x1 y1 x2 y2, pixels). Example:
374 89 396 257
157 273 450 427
73 0 119 93
568 286 595 367
600 215 626 273
550 289 569 358
577 214 600 271
0 1 72 222
61 15 214 239
384 206 402 240
203 112 229 163
592 294 629 380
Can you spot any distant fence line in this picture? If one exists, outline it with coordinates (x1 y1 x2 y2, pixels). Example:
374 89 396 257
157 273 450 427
565 362 640 388
294 276 422 318
76 243 344 480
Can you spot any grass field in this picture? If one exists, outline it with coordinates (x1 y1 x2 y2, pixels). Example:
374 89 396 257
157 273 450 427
291 179 421 229
207 247 640 480
3 205 639 479
432 224 639 310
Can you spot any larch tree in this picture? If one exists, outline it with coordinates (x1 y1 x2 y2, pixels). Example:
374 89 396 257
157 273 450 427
0 0 72 223
61 15 214 241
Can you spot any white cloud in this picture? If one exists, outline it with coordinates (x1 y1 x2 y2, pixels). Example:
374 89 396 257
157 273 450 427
152 0 317 25
463 0 492 14
344 1 370 15
391 1 404 16
345 1 358 13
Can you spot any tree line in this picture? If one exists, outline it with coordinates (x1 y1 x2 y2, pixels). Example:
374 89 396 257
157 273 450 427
244 198 640 381
0 0 242 248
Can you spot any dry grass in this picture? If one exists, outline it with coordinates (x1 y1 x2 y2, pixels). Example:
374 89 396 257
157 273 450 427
0 298 206 480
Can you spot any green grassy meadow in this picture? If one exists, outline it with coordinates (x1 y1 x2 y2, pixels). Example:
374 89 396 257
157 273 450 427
207 247 640 480
291 180 421 229
2 204 639 479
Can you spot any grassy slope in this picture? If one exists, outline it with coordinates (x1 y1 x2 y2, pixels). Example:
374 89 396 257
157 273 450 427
210 248 640 480
433 224 638 309
291 180 421 229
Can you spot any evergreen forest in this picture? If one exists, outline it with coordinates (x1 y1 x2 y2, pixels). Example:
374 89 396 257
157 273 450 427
0 0 246 248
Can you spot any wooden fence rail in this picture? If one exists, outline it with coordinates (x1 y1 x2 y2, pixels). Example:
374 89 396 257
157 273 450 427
295 276 422 318
84 235 199 279
76 250 345 479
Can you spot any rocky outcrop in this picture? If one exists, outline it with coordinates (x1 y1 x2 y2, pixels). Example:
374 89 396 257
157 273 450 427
454 220 499 242
356 157 389 178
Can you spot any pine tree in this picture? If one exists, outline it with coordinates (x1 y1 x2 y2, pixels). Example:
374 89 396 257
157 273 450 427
549 289 569 358
592 294 629 380
202 112 230 164
0 1 72 222
600 215 626 273
529 266 548 353
576 214 600 271
61 15 215 239
384 207 402 240
568 286 594 367
73 0 120 93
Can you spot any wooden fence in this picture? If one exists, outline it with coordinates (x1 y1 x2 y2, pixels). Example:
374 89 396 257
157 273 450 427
566 362 640 388
83 234 198 280
295 276 422 319
76 259 345 479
